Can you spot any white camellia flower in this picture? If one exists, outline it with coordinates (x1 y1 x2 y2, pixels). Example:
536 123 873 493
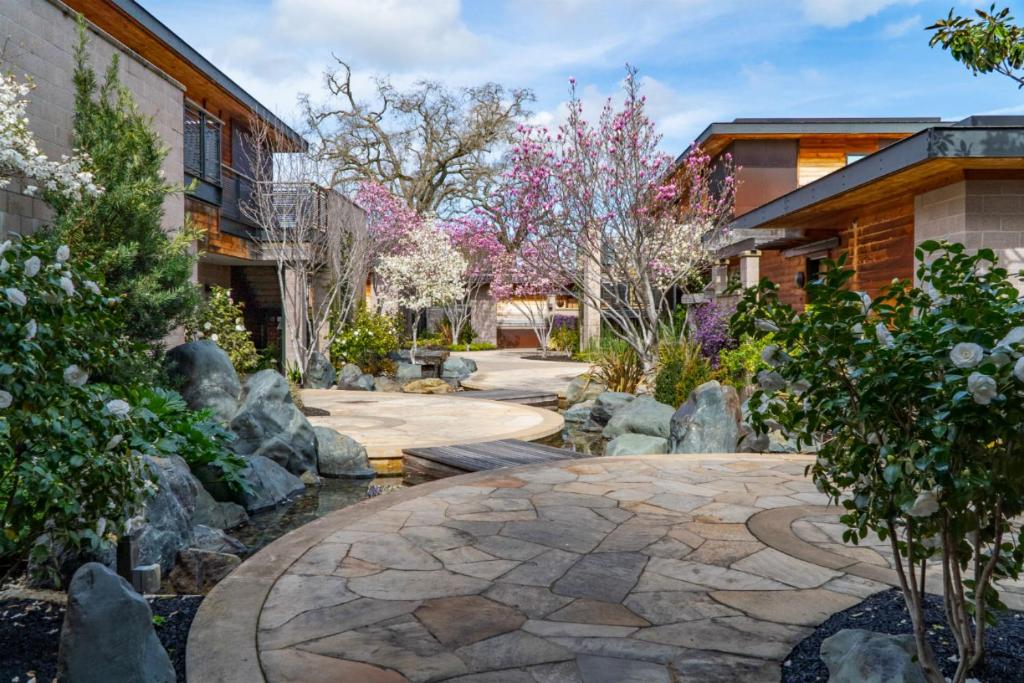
5 287 26 307
950 342 984 369
63 364 89 387
0 260 8 273
857 291 872 314
907 490 940 518
998 326 1024 349
1014 357 1024 383
235 324 244 332
210 333 219 342
84 280 101 295
967 372 998 405
0 240 11 256
203 322 212 331
756 370 787 392
59 276 75 297
105 399 131 419
0 389 12 409
875 322 895 349
23 256 40 277
25 319 36 340
755 319 780 334
56 244 70 262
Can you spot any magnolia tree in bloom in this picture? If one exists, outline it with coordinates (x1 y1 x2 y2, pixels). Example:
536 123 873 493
735 242 1024 683
0 73 100 200
489 243 563 355
375 221 467 362
488 66 735 368
441 215 504 348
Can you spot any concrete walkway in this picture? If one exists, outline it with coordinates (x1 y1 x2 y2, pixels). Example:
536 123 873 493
188 453 1024 682
454 350 587 396
303 390 564 473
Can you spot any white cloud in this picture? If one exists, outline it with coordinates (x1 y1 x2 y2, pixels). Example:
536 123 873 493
800 0 920 28
882 14 923 38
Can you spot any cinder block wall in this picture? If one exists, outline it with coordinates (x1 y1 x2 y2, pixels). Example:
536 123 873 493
0 0 184 237
915 179 1024 285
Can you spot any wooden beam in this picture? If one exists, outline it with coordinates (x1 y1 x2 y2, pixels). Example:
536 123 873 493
781 237 840 259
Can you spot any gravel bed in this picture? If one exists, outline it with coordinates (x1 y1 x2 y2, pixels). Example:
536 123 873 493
782 588 1024 683
0 595 202 683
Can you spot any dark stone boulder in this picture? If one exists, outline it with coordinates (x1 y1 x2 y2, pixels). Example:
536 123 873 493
589 391 635 426
315 426 375 479
441 356 477 381
304 351 336 389
191 524 247 554
230 370 319 475
165 340 241 423
566 374 606 406
820 629 929 683
374 376 404 392
563 400 594 426
231 455 306 514
336 363 374 390
57 563 175 683
397 362 423 382
168 548 241 594
606 433 668 456
668 380 742 454
135 455 197 574
602 396 674 440
192 483 248 530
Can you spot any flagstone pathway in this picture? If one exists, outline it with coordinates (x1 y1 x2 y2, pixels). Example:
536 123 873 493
186 453 1024 682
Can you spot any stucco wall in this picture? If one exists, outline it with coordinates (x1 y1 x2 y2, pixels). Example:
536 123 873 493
0 0 184 237
915 179 1024 283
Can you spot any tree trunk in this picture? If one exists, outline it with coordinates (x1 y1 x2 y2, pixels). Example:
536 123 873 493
410 310 420 365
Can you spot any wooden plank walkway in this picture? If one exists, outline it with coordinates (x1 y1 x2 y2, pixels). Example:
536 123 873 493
402 439 582 484
454 388 559 407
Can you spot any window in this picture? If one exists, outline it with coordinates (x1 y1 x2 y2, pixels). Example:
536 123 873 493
845 153 867 165
183 104 221 185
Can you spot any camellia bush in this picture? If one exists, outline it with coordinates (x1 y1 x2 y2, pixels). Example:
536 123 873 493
0 237 149 584
330 302 401 375
185 286 260 374
733 242 1024 683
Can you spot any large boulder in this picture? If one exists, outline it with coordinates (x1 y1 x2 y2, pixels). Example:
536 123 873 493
589 391 635 426
668 380 742 454
566 374 606 406
397 362 423 382
374 376 404 392
165 340 241 423
403 378 452 394
606 433 668 456
315 426 375 478
230 370 319 475
602 396 674 440
135 455 197 574
168 548 241 594
192 484 248 530
191 525 246 555
441 356 477 381
820 629 929 683
304 351 336 389
563 400 594 426
57 563 175 683
232 455 305 514
337 363 374 391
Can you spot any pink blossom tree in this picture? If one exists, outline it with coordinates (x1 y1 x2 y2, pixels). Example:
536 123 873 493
489 66 735 369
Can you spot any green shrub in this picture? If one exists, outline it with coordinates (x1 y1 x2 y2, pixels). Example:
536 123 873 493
330 303 400 375
185 287 260 374
48 23 198 350
550 324 580 354
735 243 1024 681
654 338 714 408
0 237 150 584
715 334 772 390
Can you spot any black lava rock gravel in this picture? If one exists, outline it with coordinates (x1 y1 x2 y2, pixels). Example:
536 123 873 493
781 588 1024 683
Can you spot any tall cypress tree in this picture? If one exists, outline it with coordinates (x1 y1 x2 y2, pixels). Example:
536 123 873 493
49 19 198 347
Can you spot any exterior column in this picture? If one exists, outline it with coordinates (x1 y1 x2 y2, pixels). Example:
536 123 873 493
739 250 761 289
711 260 730 296
579 246 602 351
282 266 306 372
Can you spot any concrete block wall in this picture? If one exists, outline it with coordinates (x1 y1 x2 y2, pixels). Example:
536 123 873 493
915 179 1024 283
0 0 184 237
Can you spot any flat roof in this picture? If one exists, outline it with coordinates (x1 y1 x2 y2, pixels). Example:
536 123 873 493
731 118 1024 231
115 0 305 149
693 117 944 147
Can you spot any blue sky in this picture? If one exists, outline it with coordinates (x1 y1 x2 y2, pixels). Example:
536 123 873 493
143 0 1024 153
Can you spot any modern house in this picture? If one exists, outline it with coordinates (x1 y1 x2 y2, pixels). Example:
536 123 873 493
2 0 362 361
703 116 1024 308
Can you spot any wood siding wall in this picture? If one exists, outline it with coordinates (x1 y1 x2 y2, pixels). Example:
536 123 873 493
796 136 892 186
761 200 915 309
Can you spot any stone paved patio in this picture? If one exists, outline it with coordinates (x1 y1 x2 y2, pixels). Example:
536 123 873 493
455 350 586 396
187 454 1024 682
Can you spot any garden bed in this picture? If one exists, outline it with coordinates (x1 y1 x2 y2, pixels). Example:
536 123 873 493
782 588 1024 683
0 595 202 683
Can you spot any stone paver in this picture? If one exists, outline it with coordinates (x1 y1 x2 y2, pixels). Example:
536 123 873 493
454 349 587 395
189 453 1024 682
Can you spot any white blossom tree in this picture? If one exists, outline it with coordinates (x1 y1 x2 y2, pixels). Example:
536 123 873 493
376 221 467 363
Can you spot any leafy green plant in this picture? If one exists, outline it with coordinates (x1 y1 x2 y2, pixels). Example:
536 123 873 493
185 287 260 374
330 303 400 375
589 339 646 393
550 324 579 354
47 22 198 351
113 386 246 493
0 236 150 585
735 243 1024 683
715 335 772 390
653 338 714 408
